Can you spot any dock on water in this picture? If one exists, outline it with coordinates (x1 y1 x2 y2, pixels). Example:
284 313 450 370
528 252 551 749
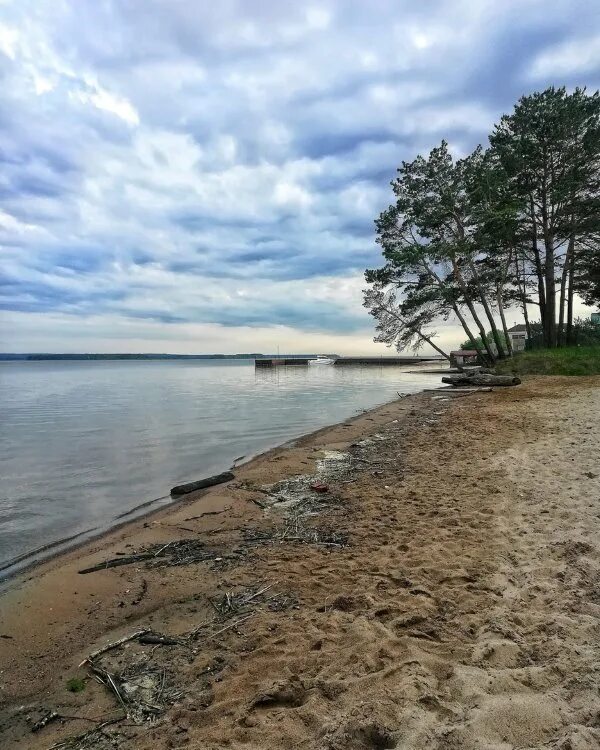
255 356 441 367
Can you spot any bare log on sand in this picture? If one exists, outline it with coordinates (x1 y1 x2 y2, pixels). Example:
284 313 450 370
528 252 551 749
170 471 235 497
441 374 521 387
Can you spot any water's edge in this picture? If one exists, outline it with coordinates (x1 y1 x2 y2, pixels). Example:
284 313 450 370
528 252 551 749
0 388 428 587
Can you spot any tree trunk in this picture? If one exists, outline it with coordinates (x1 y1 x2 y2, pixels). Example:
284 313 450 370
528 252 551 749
566 245 576 345
423 263 489 363
544 235 557 347
451 260 497 363
497 285 513 355
523 295 532 342
515 252 532 341
467 261 507 358
451 303 487 362
381 303 452 361
529 197 546 329
538 173 558 349
558 234 574 346
418 337 450 361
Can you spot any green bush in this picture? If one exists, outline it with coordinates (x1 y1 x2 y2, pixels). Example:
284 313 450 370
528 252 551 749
495 346 600 376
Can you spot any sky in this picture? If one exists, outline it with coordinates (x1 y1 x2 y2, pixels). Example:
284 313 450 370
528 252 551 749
0 1 599 355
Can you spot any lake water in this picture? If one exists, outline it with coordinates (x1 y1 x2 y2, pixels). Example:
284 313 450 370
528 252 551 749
0 360 442 576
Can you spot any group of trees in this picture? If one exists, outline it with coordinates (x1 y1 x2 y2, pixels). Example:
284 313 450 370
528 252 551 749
364 87 600 364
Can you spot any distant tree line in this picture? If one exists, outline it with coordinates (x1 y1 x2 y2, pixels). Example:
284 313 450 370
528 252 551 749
364 87 600 364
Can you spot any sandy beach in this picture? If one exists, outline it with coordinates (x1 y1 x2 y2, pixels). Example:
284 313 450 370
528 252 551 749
1 376 599 749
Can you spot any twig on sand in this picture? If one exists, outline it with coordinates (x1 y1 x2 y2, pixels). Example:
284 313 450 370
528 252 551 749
47 717 124 749
89 664 129 715
79 629 150 666
78 553 154 574
188 612 255 641
247 497 266 509
138 633 179 646
184 506 231 521
32 711 60 733
153 540 173 557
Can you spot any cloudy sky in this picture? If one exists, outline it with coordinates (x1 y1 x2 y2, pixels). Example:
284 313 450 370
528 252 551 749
0 1 598 354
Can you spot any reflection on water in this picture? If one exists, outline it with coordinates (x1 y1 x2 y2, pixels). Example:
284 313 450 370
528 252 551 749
0 360 442 573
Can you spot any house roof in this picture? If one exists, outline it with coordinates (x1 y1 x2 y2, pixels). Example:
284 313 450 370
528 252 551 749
507 324 528 332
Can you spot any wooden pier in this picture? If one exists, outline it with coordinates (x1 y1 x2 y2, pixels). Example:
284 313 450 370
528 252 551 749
255 358 310 367
255 356 441 367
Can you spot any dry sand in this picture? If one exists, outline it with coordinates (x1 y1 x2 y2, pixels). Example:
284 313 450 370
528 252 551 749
0 376 599 749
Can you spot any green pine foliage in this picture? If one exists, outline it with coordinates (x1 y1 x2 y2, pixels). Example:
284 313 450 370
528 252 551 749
364 86 600 362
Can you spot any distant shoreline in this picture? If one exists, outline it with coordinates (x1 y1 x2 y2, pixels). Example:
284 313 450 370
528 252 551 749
0 353 265 361
0 352 438 362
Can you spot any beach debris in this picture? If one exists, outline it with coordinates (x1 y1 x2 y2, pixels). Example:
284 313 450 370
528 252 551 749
32 710 60 733
137 633 180 646
243 515 349 548
46 718 124 750
188 612 256 642
170 471 235 497
78 539 240 575
259 450 353 513
442 373 521 387
78 552 158 574
80 629 151 665
423 387 492 393
88 661 180 724
209 582 275 618
184 506 231 520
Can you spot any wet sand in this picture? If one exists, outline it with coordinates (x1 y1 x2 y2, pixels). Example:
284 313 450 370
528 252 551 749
1 376 599 749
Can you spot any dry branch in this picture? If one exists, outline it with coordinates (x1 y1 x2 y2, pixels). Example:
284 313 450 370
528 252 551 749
79 629 150 666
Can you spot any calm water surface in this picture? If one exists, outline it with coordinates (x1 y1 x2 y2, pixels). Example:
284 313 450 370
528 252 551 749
0 360 441 575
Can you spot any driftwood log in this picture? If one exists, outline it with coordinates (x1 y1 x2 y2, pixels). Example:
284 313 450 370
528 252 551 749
442 374 521 387
171 471 235 497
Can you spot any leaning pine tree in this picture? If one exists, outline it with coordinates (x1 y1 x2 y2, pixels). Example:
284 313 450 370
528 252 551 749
365 86 600 358
364 141 509 364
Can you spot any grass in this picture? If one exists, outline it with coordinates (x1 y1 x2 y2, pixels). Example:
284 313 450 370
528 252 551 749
66 677 86 693
495 346 600 376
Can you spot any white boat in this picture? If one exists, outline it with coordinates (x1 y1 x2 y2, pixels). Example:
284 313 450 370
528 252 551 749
308 355 335 365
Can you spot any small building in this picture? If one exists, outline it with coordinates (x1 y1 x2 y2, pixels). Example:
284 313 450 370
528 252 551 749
507 323 528 352
450 350 479 367
591 312 600 325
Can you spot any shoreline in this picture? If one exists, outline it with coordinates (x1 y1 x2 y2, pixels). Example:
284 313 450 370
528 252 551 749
0 389 425 590
0 369 439 584
2 376 599 749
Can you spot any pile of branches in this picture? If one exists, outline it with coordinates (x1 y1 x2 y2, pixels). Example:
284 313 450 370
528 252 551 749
209 583 298 619
79 539 242 575
88 661 181 725
243 514 349 548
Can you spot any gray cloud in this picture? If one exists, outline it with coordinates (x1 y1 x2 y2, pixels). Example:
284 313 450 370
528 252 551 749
0 0 599 350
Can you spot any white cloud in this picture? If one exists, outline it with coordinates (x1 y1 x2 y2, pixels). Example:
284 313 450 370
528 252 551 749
0 0 599 353
0 22 18 59
86 87 139 125
529 34 600 78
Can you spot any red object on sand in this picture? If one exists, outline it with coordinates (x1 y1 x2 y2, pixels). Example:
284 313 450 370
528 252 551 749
310 482 329 493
